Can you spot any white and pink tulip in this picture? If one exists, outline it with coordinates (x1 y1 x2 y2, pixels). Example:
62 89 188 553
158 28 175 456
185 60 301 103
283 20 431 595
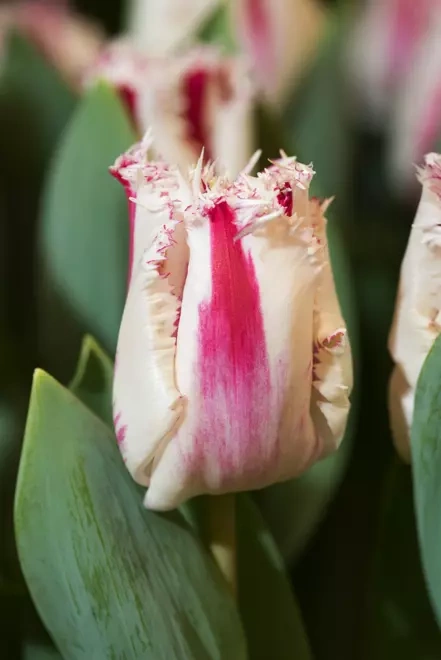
389 153 441 461
231 0 327 105
110 132 352 510
88 43 254 176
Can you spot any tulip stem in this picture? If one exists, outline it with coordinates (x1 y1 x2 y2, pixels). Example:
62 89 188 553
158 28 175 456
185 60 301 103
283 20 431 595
206 494 237 597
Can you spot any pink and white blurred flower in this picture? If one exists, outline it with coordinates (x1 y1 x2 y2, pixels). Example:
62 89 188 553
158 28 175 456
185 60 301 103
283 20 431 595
389 9 441 190
126 0 219 56
110 132 352 511
87 43 254 177
389 153 441 462
231 0 327 105
0 1 104 89
348 0 436 124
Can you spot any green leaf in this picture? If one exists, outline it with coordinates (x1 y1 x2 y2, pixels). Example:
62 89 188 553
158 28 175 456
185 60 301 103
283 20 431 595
15 370 246 659
38 83 137 380
362 460 441 659
197 4 236 53
236 496 312 660
282 15 350 202
0 32 76 346
69 335 113 427
255 437 352 563
411 333 441 629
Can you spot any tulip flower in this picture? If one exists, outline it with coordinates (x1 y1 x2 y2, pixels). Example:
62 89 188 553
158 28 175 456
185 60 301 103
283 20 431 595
88 43 254 177
126 0 220 56
231 0 327 105
389 9 441 190
348 0 436 124
0 1 104 89
388 153 441 462
110 132 352 511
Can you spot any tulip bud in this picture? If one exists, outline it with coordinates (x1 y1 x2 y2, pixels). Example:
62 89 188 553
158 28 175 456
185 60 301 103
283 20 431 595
126 0 219 56
389 153 441 461
110 133 352 511
88 44 254 177
231 0 327 105
0 1 104 89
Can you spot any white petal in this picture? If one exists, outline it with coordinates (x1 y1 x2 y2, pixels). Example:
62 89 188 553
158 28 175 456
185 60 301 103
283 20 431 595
113 218 189 485
126 0 219 55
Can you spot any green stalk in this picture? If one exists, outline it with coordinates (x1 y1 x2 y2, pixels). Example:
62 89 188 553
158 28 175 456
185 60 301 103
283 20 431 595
206 494 237 597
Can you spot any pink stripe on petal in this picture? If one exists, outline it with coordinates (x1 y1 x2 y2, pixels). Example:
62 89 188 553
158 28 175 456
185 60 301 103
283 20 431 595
191 201 274 486
182 67 212 160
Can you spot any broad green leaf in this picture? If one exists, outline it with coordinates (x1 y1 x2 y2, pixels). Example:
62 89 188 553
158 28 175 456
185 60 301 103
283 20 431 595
70 337 312 658
38 84 136 380
411 333 441 628
69 335 113 427
15 370 246 660
0 32 76 346
362 460 441 659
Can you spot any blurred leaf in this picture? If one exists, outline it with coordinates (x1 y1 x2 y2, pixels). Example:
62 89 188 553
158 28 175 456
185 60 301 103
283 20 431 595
362 459 441 659
0 31 76 171
412 333 441 629
15 370 246 659
236 495 312 660
69 335 113 427
282 15 350 202
0 31 76 348
255 438 352 563
22 644 63 660
38 83 136 380
197 3 236 53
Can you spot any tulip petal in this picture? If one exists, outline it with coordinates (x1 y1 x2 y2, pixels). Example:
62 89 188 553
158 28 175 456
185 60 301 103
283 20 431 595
233 0 326 104
112 144 190 485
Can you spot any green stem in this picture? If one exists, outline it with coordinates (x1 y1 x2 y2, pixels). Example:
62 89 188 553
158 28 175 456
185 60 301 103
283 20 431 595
206 494 236 597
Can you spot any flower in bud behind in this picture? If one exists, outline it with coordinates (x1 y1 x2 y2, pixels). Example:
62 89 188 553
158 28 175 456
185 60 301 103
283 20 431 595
110 132 352 511
231 0 327 106
87 44 253 177
348 0 436 125
0 1 104 89
389 9 441 190
389 153 441 461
